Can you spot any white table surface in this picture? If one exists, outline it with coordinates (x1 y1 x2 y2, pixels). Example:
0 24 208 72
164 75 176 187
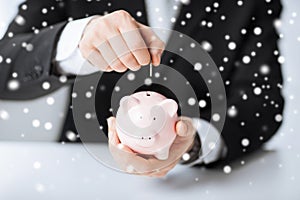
0 141 299 200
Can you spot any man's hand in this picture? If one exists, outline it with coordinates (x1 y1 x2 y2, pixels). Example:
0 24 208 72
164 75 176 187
79 10 165 72
107 116 196 177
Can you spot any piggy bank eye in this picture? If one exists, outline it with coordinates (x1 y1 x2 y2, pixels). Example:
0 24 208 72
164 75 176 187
153 117 156 120
139 116 143 119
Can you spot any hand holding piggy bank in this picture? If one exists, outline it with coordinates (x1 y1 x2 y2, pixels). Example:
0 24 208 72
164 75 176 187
116 91 178 160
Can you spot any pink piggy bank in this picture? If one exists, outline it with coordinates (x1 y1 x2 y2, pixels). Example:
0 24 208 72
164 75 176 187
116 91 178 160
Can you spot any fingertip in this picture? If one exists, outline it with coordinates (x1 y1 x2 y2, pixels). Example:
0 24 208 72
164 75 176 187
151 56 160 66
176 121 188 137
150 50 162 66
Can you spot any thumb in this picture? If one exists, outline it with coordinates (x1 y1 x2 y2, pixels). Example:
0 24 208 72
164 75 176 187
175 120 188 137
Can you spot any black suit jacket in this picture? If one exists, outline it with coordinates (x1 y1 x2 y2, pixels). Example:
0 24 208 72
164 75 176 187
0 0 284 164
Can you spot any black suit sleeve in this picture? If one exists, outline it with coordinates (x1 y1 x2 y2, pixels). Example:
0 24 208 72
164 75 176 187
216 0 284 164
0 0 68 100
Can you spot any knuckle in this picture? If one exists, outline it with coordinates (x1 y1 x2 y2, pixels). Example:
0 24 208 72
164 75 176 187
115 10 130 18
159 40 166 49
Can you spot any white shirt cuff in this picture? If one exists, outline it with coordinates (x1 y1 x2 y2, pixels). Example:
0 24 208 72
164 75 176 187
189 118 227 166
55 16 99 75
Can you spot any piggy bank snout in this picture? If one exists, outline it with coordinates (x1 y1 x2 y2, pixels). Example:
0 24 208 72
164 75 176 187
136 135 156 147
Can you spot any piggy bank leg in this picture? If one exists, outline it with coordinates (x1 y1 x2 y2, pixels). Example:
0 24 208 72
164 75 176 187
155 149 170 160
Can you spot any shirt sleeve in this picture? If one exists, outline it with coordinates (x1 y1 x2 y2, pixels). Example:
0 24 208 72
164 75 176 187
190 118 227 165
55 16 99 75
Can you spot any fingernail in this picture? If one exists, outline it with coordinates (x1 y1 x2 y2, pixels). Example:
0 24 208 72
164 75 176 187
177 121 188 136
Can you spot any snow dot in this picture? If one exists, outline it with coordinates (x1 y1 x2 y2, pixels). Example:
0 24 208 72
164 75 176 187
6 58 12 64
114 86 120 92
242 94 248 100
199 100 207 108
66 131 77 141
23 108 29 113
180 0 190 5
201 41 213 52
228 106 238 117
136 11 142 17
275 114 283 122
170 17 176 23
0 55 3 63
237 0 243 6
208 142 216 150
85 113 92 119
33 161 41 169
15 15 26 26
253 27 262 35
274 19 282 28
25 43 34 51
7 80 20 91
223 165 232 174
212 113 220 122
32 119 40 128
201 20 207 26
205 6 211 12
85 91 92 98
144 78 152 86
186 13 192 19
21 4 27 10
213 2 219 8
182 153 191 161
41 8 48 14
241 28 247 34
127 73 135 81
126 165 135 173
228 42 236 50
241 138 250 147
42 82 51 90
188 97 196 106
190 43 196 48
242 56 251 64
0 110 10 120
253 87 262 95
11 72 17 78
8 32 13 38
278 56 285 64
154 72 160 78
42 21 48 27
72 92 77 98
44 122 52 130
260 65 270 75
46 97 55 105
35 183 45 193
59 75 67 83
220 15 226 20
194 62 202 71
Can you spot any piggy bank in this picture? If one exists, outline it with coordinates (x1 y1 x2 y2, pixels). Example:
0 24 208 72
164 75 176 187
116 91 178 160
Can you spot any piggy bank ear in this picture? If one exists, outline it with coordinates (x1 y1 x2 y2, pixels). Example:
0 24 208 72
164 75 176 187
159 99 178 117
120 96 140 112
